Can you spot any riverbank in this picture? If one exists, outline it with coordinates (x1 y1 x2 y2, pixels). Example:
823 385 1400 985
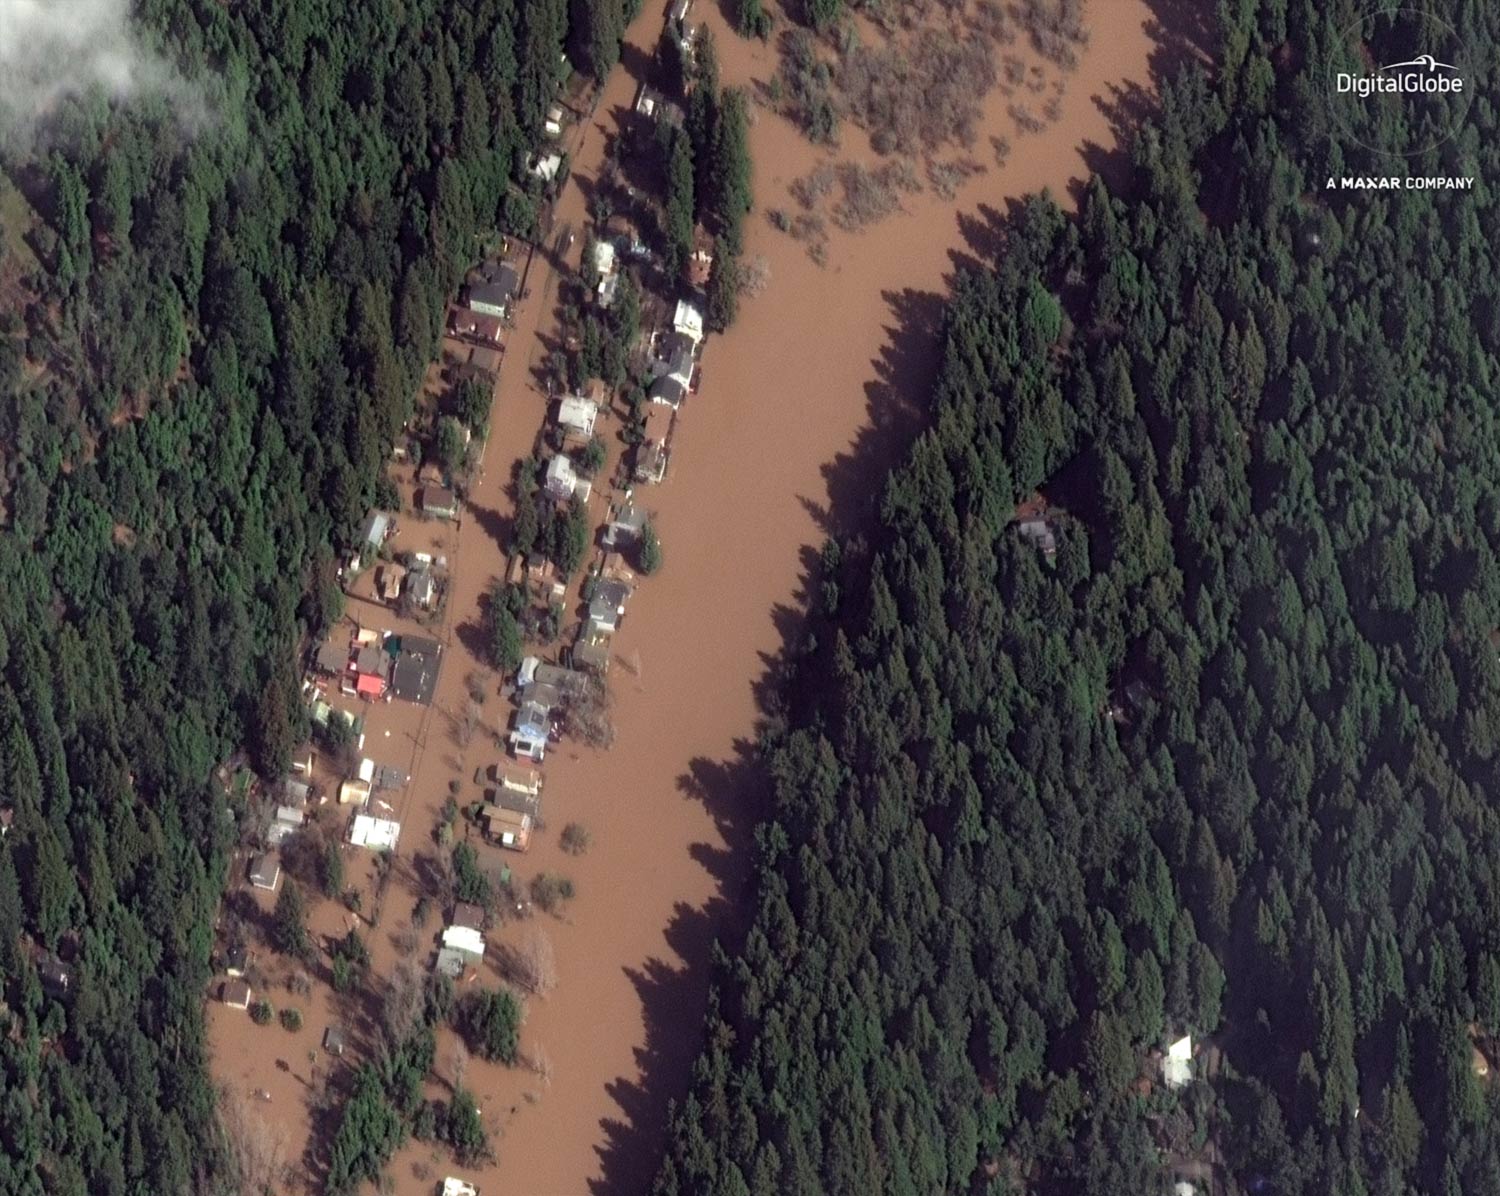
437 3 1168 1194
206 0 1172 1191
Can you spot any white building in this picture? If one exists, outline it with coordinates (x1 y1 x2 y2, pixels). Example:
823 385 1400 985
1163 1034 1193 1087
556 395 600 440
672 296 705 344
441 924 486 959
544 453 592 502
349 814 400 851
443 1179 478 1196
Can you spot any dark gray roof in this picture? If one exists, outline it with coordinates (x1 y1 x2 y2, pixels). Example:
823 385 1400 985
649 374 687 406
391 639 442 705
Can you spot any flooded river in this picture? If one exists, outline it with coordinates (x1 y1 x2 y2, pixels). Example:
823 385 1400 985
208 1 1171 1192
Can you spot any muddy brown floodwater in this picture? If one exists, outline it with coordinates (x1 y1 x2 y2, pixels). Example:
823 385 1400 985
208 1 1181 1193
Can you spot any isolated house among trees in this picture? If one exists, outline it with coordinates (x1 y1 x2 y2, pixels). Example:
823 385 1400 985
465 262 520 318
221 978 252 1011
248 853 281 892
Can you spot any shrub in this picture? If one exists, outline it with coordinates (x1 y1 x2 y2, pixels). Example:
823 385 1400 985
638 522 663 575
250 1000 274 1026
530 872 576 914
280 1007 303 1032
560 823 592 855
457 988 523 1064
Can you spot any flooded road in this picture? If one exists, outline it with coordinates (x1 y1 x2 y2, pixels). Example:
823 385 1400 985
207 1 1171 1192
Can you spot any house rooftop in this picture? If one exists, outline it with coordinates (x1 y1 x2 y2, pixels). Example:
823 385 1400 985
222 978 252 1009
316 639 350 675
391 637 442 705
421 486 458 517
451 902 486 932
649 373 687 409
248 853 281 891
556 395 600 437
39 957 74 997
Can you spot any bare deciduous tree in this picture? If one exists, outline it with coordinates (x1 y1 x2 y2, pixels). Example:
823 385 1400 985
381 961 425 1044
511 927 558 997
219 1086 289 1196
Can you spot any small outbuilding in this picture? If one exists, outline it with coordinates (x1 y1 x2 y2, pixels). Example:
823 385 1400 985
222 978 253 1011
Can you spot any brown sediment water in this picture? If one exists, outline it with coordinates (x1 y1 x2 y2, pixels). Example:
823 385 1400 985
206 1 1171 1192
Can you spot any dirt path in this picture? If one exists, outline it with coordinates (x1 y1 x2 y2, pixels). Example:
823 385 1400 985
208 1 1179 1192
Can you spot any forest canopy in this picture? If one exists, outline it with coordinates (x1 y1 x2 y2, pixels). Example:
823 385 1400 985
653 2 1500 1194
0 0 629 1191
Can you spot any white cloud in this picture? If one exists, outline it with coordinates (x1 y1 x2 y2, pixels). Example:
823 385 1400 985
0 0 206 140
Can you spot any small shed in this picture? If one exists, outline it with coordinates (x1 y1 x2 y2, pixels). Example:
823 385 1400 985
443 1179 479 1196
323 1025 347 1056
222 978 253 1011
39 957 74 999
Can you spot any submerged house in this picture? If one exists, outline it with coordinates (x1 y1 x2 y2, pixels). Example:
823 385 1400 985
672 296 705 345
249 853 281 892
588 578 633 637
603 500 648 549
482 804 533 851
420 486 459 520
221 978 253 1011
508 702 551 762
544 453 591 502
555 394 600 441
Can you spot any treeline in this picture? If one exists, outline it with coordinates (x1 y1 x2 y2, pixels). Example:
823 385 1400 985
658 30 753 329
653 3 1500 1195
0 0 623 1192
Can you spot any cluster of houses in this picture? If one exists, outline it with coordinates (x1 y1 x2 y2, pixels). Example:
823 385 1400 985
314 624 444 707
355 511 449 611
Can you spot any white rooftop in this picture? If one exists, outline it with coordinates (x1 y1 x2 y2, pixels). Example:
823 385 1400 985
673 297 704 342
556 395 599 436
349 814 400 851
442 925 486 958
1164 1034 1192 1087
443 1180 478 1196
532 152 563 181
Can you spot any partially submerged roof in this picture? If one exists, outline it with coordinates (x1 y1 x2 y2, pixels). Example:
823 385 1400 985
316 639 350 675
649 373 687 409
451 902 486 932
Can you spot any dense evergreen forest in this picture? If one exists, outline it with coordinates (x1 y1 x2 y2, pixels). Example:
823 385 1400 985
654 2 1500 1194
0 0 634 1191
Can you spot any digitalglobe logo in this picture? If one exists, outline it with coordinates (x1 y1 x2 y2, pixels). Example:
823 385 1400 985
1327 7 1475 157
